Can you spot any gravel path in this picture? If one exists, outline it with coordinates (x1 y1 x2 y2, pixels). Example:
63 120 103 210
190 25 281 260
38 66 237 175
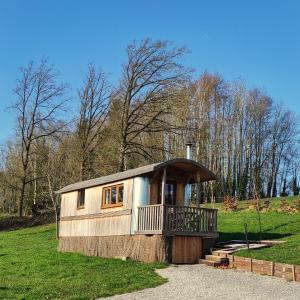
106 264 300 300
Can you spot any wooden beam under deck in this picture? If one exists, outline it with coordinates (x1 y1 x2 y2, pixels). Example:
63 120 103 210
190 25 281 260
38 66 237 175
135 230 219 238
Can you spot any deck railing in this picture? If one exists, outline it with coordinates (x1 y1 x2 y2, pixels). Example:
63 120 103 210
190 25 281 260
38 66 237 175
136 204 217 236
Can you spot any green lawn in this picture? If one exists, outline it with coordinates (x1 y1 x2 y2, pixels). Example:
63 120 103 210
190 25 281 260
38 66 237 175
0 224 166 300
0 197 299 299
205 196 300 265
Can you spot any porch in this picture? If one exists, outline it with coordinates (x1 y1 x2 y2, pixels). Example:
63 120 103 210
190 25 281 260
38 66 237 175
136 204 218 237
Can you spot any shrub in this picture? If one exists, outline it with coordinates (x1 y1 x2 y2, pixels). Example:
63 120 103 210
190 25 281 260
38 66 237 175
247 199 258 210
223 196 237 211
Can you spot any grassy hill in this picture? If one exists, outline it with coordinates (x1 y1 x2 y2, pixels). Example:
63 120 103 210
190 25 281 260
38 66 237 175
0 196 299 298
205 196 300 265
0 224 166 300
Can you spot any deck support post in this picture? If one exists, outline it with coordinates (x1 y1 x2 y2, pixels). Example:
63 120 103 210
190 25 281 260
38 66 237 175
161 168 166 205
196 172 201 207
161 168 166 231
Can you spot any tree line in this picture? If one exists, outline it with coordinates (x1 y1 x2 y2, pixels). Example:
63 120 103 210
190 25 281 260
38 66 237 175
0 39 299 217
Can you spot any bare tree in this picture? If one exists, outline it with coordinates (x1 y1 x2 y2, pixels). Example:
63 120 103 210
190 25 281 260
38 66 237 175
11 60 68 217
267 107 297 197
1 43 299 219
76 64 111 180
116 39 190 171
45 136 63 238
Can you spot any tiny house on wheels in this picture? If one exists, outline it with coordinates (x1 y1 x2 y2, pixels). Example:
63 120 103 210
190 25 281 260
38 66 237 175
57 158 218 263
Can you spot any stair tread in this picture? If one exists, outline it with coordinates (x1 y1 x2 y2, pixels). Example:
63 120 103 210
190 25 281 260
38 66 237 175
205 255 228 262
211 251 229 258
198 259 223 267
212 249 235 255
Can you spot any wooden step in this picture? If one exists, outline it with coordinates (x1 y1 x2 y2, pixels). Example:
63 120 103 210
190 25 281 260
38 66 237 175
205 255 228 263
212 248 235 255
198 259 223 267
211 250 229 258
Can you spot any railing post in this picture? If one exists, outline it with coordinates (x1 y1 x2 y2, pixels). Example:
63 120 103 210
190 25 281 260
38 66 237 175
161 204 166 232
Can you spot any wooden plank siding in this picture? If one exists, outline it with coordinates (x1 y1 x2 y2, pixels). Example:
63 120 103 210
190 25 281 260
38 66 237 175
59 176 217 238
61 178 133 217
59 179 133 237
60 214 132 236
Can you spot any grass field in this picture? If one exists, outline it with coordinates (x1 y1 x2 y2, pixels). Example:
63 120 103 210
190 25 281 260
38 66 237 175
0 224 166 300
205 196 300 265
0 196 299 298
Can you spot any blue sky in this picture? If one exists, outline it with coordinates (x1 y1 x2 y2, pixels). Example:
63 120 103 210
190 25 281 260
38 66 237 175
0 0 299 144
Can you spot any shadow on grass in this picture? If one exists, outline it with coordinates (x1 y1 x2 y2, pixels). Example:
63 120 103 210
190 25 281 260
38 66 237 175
17 228 55 236
218 231 292 242
264 220 300 232
0 214 54 232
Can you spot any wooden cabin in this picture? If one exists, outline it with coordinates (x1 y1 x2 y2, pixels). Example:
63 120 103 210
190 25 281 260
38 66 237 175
57 158 218 263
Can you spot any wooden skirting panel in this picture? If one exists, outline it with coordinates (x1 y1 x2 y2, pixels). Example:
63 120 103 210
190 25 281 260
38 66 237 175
228 255 300 283
58 235 169 263
172 236 202 264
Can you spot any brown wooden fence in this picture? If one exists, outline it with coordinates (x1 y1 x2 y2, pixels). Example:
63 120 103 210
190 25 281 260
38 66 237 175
136 204 217 235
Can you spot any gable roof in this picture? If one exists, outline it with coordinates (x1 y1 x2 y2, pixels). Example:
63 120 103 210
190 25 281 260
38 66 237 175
56 158 216 194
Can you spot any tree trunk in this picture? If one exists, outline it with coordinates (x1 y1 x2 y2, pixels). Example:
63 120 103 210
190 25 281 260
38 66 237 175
18 177 26 217
55 205 60 239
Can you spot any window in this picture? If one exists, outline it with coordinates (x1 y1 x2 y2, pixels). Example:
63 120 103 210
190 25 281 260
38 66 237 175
77 189 85 209
158 181 177 205
102 184 124 208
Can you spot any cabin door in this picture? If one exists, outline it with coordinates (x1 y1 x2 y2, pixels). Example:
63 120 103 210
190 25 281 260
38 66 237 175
150 180 184 206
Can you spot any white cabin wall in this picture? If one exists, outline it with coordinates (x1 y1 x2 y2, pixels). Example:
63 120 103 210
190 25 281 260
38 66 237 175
60 191 78 217
130 176 150 234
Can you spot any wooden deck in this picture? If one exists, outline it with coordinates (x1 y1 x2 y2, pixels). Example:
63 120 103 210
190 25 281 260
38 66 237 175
136 204 218 237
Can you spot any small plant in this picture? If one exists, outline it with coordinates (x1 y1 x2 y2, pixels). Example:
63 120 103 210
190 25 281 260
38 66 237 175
263 199 270 211
223 196 237 211
286 206 298 214
295 199 300 212
279 199 288 212
247 199 259 210
277 198 300 214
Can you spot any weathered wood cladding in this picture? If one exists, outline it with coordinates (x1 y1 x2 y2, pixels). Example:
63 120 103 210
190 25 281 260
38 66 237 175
60 179 134 237
58 235 169 263
60 213 131 237
60 178 134 218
